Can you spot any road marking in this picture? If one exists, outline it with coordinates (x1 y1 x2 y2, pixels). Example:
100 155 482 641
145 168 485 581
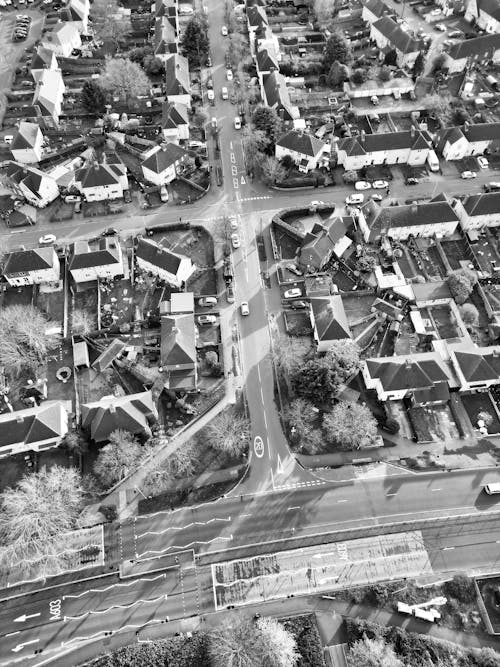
441 546 455 551
13 613 41 623
230 153 235 163
240 514 252 518
287 506 300 511
254 436 265 459
432 488 442 492
386 493 397 496
276 454 284 475
136 518 231 540
337 499 348 503
233 178 239 189
64 595 168 621
12 639 39 653
5 631 20 637
263 411 268 429
230 141 233 149
241 176 246 184
231 165 238 175
137 536 233 559
62 573 167 599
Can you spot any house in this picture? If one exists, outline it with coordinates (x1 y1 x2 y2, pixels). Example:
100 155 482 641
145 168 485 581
161 313 197 391
73 161 128 201
442 32 500 72
80 391 158 443
465 0 500 33
5 162 59 208
247 3 268 44
437 126 470 160
164 54 191 107
30 46 59 75
154 15 178 60
299 216 351 270
136 237 195 288
262 71 300 125
337 127 432 171
0 401 69 458
32 69 65 127
358 193 459 242
310 295 352 353
42 22 81 58
362 0 394 23
3 247 60 287
68 237 124 283
256 47 280 75
60 0 90 33
141 143 187 185
10 122 44 164
437 122 500 159
448 343 500 391
253 24 281 62
161 101 189 143
362 353 454 403
370 16 423 68
454 191 500 230
275 130 330 173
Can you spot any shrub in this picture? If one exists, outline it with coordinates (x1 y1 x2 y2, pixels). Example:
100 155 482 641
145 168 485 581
443 574 476 604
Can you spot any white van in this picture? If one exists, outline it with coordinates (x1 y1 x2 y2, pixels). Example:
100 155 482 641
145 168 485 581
484 483 500 494
427 150 440 172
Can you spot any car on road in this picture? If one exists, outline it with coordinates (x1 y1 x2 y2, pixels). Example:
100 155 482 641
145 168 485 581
371 194 383 201
372 180 389 189
448 30 462 38
288 300 308 309
484 483 500 494
286 263 303 276
284 288 302 299
221 86 228 100
197 314 216 325
221 25 228 36
207 89 215 102
405 177 419 185
461 170 477 179
484 182 500 192
370 95 379 105
39 234 56 245
430 7 442 14
65 194 81 203
231 233 241 248
101 227 118 236
234 116 241 130
226 285 235 303
206 78 213 89
477 156 489 169
434 22 446 31
226 69 233 81
346 193 365 205
228 215 238 230
199 296 217 307
205 56 212 67
310 200 324 207
240 301 250 316
355 181 371 190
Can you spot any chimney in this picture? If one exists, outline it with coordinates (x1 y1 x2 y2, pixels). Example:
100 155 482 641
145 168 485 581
15 414 24 423
109 404 116 413
405 359 412 370
172 326 180 335
360 130 366 143
463 120 470 132
411 203 418 215
410 125 415 138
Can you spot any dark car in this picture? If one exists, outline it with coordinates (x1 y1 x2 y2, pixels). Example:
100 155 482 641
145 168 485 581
123 190 132 203
406 177 419 185
101 227 118 236
288 300 309 309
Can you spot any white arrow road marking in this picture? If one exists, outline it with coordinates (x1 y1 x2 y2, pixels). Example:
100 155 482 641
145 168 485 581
13 613 41 623
276 454 284 475
12 639 39 653
240 176 246 184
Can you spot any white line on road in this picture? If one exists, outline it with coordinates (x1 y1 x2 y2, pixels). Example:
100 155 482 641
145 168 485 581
386 493 397 497
441 546 455 551
136 517 231 540
432 489 442 492
287 506 300 511
64 594 168 621
240 514 252 518
5 631 20 637
337 500 348 503
62 573 167 600
11 639 39 654
137 536 233 559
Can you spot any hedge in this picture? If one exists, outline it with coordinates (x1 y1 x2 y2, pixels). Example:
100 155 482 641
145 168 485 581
281 615 326 667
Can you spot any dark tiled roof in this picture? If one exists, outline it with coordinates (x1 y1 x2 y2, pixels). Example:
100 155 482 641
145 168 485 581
164 54 190 96
448 32 500 60
478 0 500 20
0 401 66 450
366 357 449 391
141 144 187 173
81 391 156 442
276 130 326 157
75 164 121 188
464 122 500 142
162 101 188 129
161 314 196 368
247 4 268 27
262 72 296 120
4 247 55 275
339 129 432 156
372 16 422 53
463 192 500 216
68 238 121 271
257 48 279 71
136 237 182 275
311 296 351 342
363 0 393 18
11 122 40 151
454 350 500 382
300 217 347 269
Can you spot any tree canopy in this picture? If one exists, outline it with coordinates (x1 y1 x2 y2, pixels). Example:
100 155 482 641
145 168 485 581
313 0 333 23
261 156 286 185
94 430 145 487
284 398 322 454
81 80 107 113
180 14 209 67
205 409 250 458
347 637 403 667
323 32 351 70
412 51 425 78
327 60 349 88
323 402 378 450
100 57 150 99
447 268 477 304
252 105 282 147
91 0 131 46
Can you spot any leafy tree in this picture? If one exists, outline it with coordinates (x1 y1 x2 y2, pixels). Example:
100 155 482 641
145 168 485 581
206 410 250 458
284 398 322 454
274 335 312 375
323 402 378 450
192 107 208 128
475 647 500 667
313 0 333 22
351 68 368 84
127 45 153 66
343 170 359 184
0 466 83 572
323 32 351 70
252 105 282 147
327 60 349 88
61 429 89 455
281 153 294 170
347 637 403 667
443 574 476 603
460 303 479 327
228 33 248 65
447 268 477 304
100 57 150 99
242 127 269 174
384 49 398 66
180 14 209 67
326 340 362 382
143 55 164 76
261 156 286 186
412 51 425 78
208 615 299 667
433 53 446 72
94 430 144 487
0 304 60 377
378 65 391 82
80 80 107 113
91 0 131 47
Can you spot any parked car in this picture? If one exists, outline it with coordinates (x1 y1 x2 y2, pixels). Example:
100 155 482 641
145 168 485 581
346 193 365 205
288 300 308 309
234 116 241 130
221 25 228 35
310 200 324 206
371 194 383 201
124 190 132 203
484 182 500 192
448 30 462 38
286 263 303 276
226 69 233 81
206 78 213 89
64 194 81 203
101 227 118 236
240 301 249 316
434 23 446 31
207 89 215 102
74 200 82 213
370 95 379 105
228 216 238 230
477 156 489 169
231 233 240 248
221 86 228 100
199 296 217 307
206 56 212 67
39 234 56 245
430 7 442 14
461 170 477 179
284 288 302 299
355 181 372 190
372 180 389 189
226 285 235 303
405 177 419 185
197 314 216 325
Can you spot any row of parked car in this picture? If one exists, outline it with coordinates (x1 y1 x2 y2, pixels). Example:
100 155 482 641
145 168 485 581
12 13 31 41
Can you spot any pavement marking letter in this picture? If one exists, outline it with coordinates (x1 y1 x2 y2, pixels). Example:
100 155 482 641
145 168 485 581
254 436 265 459
49 599 62 621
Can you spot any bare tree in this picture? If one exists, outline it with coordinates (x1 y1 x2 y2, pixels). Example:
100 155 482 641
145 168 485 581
206 410 250 457
91 0 132 47
323 402 378 450
273 335 312 375
347 637 403 667
261 156 286 186
71 308 96 336
100 57 150 100
313 0 333 23
93 430 145 487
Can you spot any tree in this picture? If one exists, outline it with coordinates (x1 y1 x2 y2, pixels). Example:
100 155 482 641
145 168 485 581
351 68 368 84
0 304 60 377
323 32 351 70
228 32 249 65
100 57 150 99
313 0 333 23
327 60 349 88
261 156 286 186
443 574 476 603
326 340 362 382
143 55 164 76
127 45 153 66
93 430 145 487
343 170 359 184
460 303 479 327
180 14 209 67
0 466 83 572
323 402 378 450
284 398 322 454
447 268 477 304
80 80 107 114
412 51 425 78
61 429 88 455
475 647 500 667
252 105 282 147
378 65 391 82
347 637 403 667
242 127 269 175
91 0 131 47
420 93 454 124
274 335 312 375
384 49 398 66
208 615 299 667
433 53 446 72
72 307 96 335
206 410 250 458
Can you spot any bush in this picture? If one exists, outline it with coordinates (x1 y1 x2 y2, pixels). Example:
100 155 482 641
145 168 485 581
281 615 326 667
98 504 117 522
383 418 400 434
443 574 476 604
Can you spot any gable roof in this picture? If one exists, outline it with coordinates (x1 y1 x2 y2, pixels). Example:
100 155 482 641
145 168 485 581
448 31 500 60
31 46 58 72
161 313 196 368
141 143 187 173
262 71 298 121
164 54 190 96
44 21 80 46
75 163 122 189
257 48 279 72
6 162 52 198
4 247 56 275
363 0 393 18
276 130 326 157
136 237 188 276
80 391 156 442
32 69 64 117
300 217 347 269
68 237 122 271
11 122 41 151
372 16 422 53
339 129 432 156
366 356 449 391
0 401 67 451
311 296 351 343
453 348 500 383
463 191 500 216
247 4 268 28
464 122 500 143
477 0 500 20
162 101 189 129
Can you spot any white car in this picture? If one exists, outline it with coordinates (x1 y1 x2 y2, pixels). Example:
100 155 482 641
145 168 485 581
461 170 477 179
372 180 389 189
198 296 217 307
240 301 249 316
355 181 372 190
234 116 241 130
207 89 215 102
228 215 238 230
231 233 241 248
478 156 489 169
286 263 303 276
39 234 57 245
284 288 302 299
346 193 365 205
434 23 446 31
430 8 442 15
221 86 228 100
310 200 324 207
221 25 228 36
226 69 233 81
370 95 379 105
198 314 216 325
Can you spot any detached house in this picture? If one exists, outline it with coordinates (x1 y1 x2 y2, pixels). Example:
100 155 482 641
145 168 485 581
136 237 195 288
68 237 124 284
73 161 128 201
10 122 44 164
42 22 81 58
310 295 352 353
141 143 187 186
61 0 90 33
449 343 500 391
438 122 500 159
0 401 69 458
5 162 59 208
161 303 197 391
275 130 330 173
454 191 500 230
32 69 65 127
362 0 394 24
299 216 351 270
337 127 432 171
465 0 500 32
81 391 157 443
262 71 300 125
370 16 423 68
3 247 60 287
442 32 500 72
164 54 191 107
161 101 189 143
